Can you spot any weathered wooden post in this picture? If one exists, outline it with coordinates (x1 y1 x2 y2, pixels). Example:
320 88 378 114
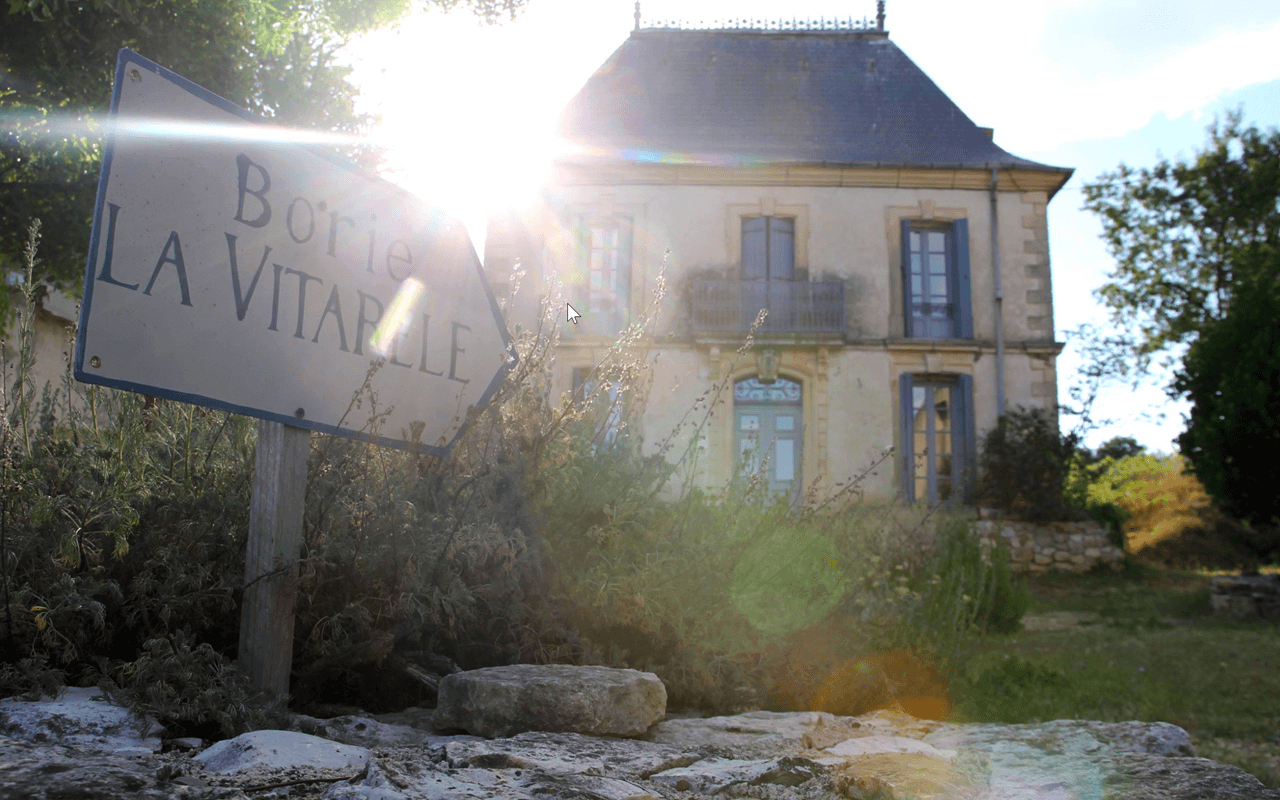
239 420 310 696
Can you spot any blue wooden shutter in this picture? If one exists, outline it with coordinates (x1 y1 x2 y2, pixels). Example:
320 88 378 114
900 218 914 337
951 218 972 338
898 373 915 501
769 217 795 280
616 216 633 331
742 217 767 280
953 374 977 502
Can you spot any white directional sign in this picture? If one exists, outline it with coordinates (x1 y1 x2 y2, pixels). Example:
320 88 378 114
75 50 516 455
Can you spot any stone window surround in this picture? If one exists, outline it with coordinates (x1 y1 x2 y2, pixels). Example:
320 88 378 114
707 345 829 497
558 194 648 332
726 198 810 277
885 200 969 340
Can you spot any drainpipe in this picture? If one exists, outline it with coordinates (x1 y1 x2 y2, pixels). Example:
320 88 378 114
990 167 1006 417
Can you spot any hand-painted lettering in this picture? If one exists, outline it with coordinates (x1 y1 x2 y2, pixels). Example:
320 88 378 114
96 202 139 291
225 233 271 321
283 267 322 339
388 326 413 368
418 313 444 376
286 198 315 244
354 290 383 357
448 321 471 384
233 154 271 228
327 210 355 258
312 284 349 352
268 263 284 331
386 240 412 282
143 231 193 307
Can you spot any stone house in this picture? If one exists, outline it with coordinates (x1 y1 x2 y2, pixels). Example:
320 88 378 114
485 8 1073 504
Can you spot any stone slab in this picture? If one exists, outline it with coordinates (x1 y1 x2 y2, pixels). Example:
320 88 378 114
0 686 161 755
444 730 699 778
433 664 666 739
194 730 371 775
824 733 958 761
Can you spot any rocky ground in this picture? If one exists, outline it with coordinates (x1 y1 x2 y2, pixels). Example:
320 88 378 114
2 671 1279 800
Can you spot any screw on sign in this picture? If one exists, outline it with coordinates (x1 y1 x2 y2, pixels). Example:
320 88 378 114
76 50 517 696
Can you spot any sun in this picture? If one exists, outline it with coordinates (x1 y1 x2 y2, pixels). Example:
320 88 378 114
345 8 579 261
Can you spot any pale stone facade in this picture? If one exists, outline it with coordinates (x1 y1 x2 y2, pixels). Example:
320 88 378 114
488 25 1072 504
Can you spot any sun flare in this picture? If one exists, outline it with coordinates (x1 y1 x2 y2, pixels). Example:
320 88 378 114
346 8 590 260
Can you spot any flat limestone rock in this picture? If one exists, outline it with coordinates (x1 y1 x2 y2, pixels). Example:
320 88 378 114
322 757 660 800
432 664 666 739
3 700 1274 800
0 686 162 755
824 733 958 761
924 719 1212 800
1104 753 1280 800
925 719 1194 760
645 710 841 758
0 736 246 800
649 756 821 794
833 752 977 800
289 713 458 750
444 730 699 778
194 730 371 775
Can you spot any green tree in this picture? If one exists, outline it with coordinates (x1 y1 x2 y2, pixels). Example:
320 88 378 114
1082 109 1280 371
0 0 525 323
1083 109 1280 552
1091 436 1145 464
1172 253 1280 549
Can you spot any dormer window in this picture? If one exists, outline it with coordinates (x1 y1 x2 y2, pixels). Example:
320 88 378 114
742 216 794 281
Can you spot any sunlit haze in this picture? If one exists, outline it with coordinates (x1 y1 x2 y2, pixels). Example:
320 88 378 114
345 0 1280 455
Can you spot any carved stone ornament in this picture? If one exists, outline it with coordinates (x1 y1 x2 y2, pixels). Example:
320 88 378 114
757 348 780 384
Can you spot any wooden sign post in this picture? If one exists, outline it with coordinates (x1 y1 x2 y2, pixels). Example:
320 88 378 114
239 420 310 696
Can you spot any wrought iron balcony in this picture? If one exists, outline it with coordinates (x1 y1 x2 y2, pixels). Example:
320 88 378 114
692 280 845 334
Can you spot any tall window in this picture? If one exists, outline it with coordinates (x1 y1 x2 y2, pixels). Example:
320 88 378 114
900 219 971 339
571 365 623 449
742 216 794 281
898 374 976 505
576 215 632 336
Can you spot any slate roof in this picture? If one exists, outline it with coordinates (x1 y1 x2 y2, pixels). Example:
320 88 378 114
557 28 1071 184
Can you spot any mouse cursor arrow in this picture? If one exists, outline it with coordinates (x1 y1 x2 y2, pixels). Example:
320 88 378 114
566 303 582 324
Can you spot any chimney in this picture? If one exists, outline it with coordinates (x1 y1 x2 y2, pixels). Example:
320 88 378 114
876 1 886 31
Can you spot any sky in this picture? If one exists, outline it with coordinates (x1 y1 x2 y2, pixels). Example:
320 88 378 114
344 0 1280 456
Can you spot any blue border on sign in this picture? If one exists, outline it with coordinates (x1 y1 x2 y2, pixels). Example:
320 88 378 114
73 49 518 458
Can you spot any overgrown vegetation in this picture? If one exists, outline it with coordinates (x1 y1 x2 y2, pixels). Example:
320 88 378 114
1 222 1029 738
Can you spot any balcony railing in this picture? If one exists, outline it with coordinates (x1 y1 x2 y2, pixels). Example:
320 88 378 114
692 280 845 334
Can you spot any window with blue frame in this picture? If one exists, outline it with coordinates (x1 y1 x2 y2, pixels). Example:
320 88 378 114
571 365 624 449
575 215 632 336
901 219 971 339
898 373 976 505
742 216 795 281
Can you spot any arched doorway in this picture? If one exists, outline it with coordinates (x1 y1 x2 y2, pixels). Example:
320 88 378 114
734 376 803 500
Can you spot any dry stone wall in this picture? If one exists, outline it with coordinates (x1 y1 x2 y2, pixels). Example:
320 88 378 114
972 513 1125 574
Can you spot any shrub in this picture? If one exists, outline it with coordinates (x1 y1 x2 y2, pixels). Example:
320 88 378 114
978 406 1081 522
102 631 285 738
